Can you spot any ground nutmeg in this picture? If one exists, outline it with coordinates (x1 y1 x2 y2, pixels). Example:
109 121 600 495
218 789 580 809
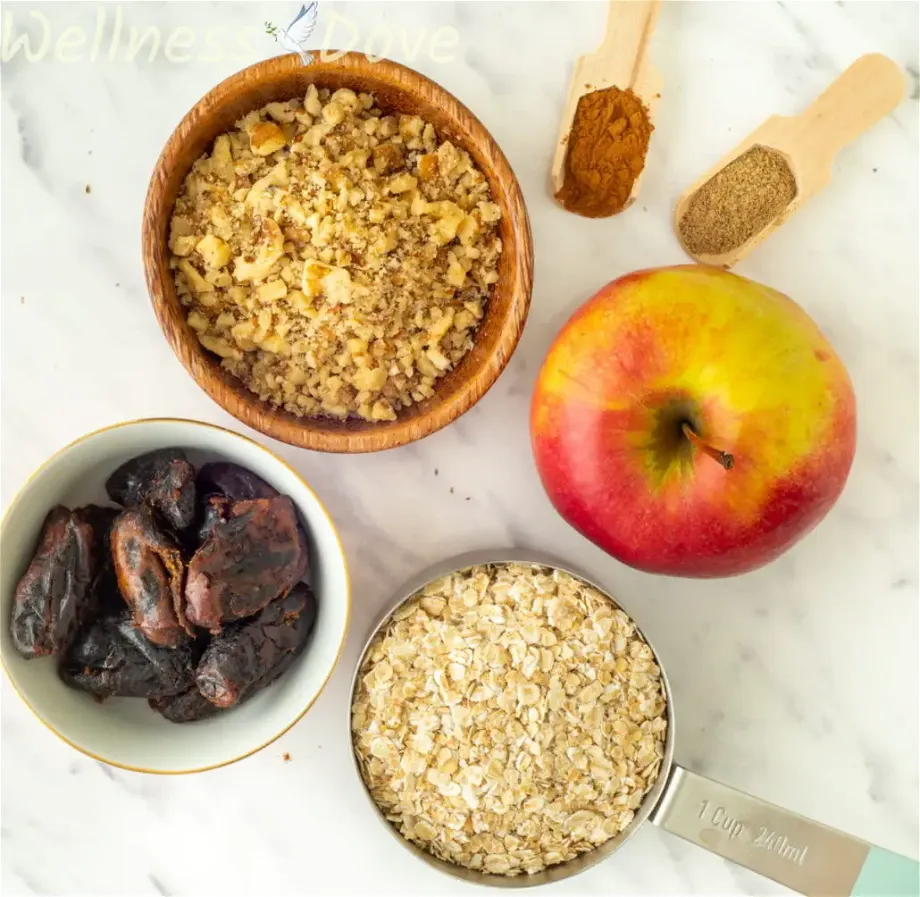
556 85 653 218
678 145 798 256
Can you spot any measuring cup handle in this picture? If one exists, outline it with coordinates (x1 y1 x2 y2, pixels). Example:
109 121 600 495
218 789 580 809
651 765 919 896
798 53 906 157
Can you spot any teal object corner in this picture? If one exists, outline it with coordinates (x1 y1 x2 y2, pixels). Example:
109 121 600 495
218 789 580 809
852 848 920 897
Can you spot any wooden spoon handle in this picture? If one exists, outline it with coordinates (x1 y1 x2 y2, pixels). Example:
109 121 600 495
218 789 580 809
796 54 906 158
593 0 662 90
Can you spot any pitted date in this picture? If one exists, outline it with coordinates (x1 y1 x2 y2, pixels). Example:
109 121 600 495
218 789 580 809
196 584 316 708
106 448 196 531
60 614 195 698
149 687 223 723
10 506 96 659
88 548 125 619
13 452 318 724
111 509 191 648
79 505 120 544
80 505 123 617
185 496 308 633
196 463 278 502
195 495 233 545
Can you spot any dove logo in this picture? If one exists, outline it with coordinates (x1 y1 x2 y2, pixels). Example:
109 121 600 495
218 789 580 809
268 4 461 66
267 3 319 65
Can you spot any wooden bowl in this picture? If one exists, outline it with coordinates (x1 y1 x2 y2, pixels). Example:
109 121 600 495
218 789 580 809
143 53 533 453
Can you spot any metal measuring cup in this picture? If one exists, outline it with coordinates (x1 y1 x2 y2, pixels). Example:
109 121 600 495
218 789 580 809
348 550 918 895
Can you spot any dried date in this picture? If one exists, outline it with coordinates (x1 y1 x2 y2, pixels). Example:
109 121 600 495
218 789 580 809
196 583 316 708
88 550 125 619
185 496 308 633
10 506 96 659
106 449 196 531
79 505 120 544
196 462 278 502
11 454 317 723
149 687 223 723
196 495 233 545
80 505 123 616
111 509 191 648
60 614 195 698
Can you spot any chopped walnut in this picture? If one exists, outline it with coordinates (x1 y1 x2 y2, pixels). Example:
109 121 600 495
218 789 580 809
168 88 502 422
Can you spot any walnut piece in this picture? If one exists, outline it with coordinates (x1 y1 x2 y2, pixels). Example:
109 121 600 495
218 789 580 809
351 563 668 877
168 89 502 422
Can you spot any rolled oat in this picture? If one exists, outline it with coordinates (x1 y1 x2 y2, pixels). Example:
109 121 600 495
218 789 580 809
351 563 668 877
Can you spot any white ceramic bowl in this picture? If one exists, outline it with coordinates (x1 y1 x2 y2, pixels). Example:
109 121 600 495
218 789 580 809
0 418 350 773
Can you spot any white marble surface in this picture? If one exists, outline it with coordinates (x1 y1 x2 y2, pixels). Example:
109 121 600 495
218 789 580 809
1 2 918 895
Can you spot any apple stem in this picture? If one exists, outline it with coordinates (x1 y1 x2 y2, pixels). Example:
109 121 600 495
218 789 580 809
681 422 735 470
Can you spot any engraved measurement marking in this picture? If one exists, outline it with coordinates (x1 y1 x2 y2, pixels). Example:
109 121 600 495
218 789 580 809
754 827 809 866
697 799 744 840
696 802 809 866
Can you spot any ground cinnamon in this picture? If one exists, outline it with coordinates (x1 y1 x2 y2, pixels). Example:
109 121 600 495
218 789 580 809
556 86 653 218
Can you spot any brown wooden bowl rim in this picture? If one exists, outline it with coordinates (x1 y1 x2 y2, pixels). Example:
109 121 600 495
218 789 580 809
142 51 533 454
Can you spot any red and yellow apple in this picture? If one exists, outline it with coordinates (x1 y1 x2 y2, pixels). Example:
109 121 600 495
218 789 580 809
530 266 856 577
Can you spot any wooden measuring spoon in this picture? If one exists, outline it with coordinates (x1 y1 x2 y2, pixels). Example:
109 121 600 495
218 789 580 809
550 0 662 215
674 53 907 268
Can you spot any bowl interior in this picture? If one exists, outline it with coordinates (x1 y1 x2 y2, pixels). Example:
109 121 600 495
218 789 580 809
144 53 533 452
0 420 349 773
